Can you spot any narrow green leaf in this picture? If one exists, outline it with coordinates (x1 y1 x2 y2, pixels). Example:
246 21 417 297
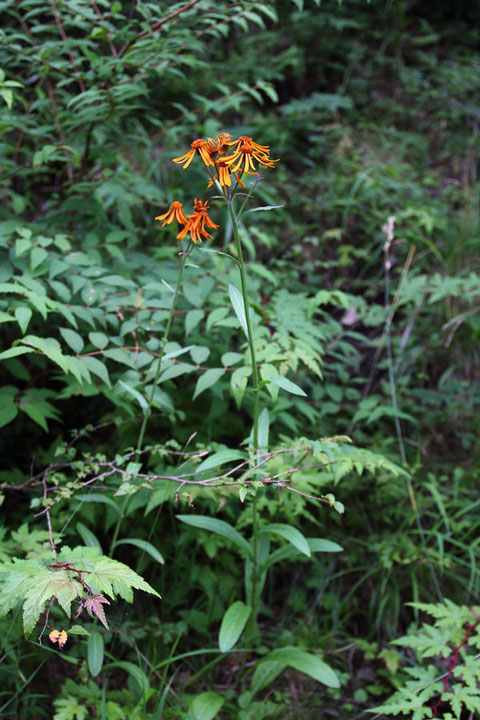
228 283 248 338
74 493 121 515
177 515 252 557
195 449 246 474
113 539 164 565
103 661 149 695
76 522 102 552
0 347 36 361
261 647 339 688
242 204 284 216
259 524 311 557
193 368 226 400
118 380 148 413
270 376 307 397
87 632 104 677
219 601 252 652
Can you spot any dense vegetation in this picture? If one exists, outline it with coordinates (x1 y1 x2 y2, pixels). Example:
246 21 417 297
1 1 479 718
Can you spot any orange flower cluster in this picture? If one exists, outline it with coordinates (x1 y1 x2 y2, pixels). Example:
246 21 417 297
156 133 277 243
172 133 278 188
155 198 218 244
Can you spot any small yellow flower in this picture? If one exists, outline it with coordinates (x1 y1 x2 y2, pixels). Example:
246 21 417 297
177 199 219 244
154 201 188 226
172 139 215 168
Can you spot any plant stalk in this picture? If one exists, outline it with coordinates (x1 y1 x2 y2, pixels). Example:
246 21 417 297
109 241 189 555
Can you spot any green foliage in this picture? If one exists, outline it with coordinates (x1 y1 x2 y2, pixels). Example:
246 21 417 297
371 601 480 719
0 0 479 718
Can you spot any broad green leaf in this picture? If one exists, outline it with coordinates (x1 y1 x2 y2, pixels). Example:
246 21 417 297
221 352 244 367
88 332 109 349
190 346 210 364
59 327 84 354
113 539 164 565
219 601 251 652
228 283 248 338
76 522 102 552
68 625 90 636
0 399 18 428
193 368 226 400
259 524 311 557
82 356 111 388
177 515 252 556
185 309 204 336
195 449 246 474
191 691 225 720
88 632 104 677
15 306 32 333
270 376 307 397
261 647 339 688
30 246 48 270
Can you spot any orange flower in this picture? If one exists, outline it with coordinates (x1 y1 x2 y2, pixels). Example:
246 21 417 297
207 160 246 189
177 199 219 244
223 136 278 175
172 138 215 168
207 132 232 156
154 201 188 226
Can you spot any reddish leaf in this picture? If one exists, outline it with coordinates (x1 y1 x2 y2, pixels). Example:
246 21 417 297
84 594 110 629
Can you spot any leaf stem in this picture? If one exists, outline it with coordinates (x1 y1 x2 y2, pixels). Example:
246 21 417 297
226 199 261 647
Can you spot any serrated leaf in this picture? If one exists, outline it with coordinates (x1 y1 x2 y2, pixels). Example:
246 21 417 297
84 594 110 629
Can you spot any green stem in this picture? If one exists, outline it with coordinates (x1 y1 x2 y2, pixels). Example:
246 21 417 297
226 199 261 647
109 241 189 556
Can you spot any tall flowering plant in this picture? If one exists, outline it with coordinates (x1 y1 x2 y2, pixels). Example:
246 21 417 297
111 134 341 697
